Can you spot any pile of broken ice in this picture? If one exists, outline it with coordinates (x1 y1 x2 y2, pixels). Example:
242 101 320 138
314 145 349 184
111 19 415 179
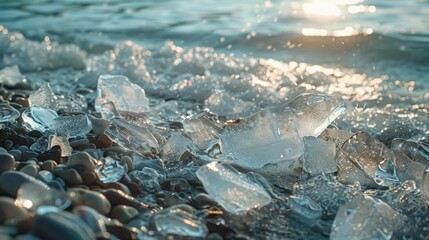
3 64 429 238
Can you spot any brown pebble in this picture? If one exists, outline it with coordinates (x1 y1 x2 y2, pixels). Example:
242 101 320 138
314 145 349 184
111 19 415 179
120 156 134 172
67 152 96 172
0 197 30 225
76 143 97 151
41 160 57 171
80 171 97 186
52 168 83 186
19 164 38 177
110 205 138 224
100 189 154 211
68 188 111 215
103 182 131 196
105 224 139 240
91 118 111 135
95 134 113 148
0 153 15 173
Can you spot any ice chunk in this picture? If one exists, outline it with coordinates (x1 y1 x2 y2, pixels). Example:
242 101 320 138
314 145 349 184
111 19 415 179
0 65 24 86
319 128 355 145
331 196 404 240
99 101 121 120
49 135 73 157
52 114 92 138
286 94 349 137
105 118 164 152
421 169 429 202
129 167 165 192
302 136 337 174
336 148 375 186
286 195 323 226
94 74 150 113
340 132 400 187
95 156 128 183
196 162 272 214
204 90 258 118
184 116 222 150
220 107 302 170
28 83 58 110
0 102 20 123
393 149 425 183
161 133 192 162
15 182 71 214
391 138 429 165
21 107 58 132
154 205 208 238
293 175 361 217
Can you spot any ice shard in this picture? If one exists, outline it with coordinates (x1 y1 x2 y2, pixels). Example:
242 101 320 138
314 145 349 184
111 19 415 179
183 116 222 150
21 107 58 132
52 114 92 138
49 135 73 157
204 90 258 118
0 65 24 87
196 162 272 215
302 136 337 174
331 195 404 240
0 102 20 123
95 156 128 183
161 133 192 162
28 83 58 110
94 74 150 113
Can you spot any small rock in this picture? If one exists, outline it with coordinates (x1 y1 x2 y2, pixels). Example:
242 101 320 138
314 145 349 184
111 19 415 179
9 149 22 161
73 206 107 234
68 188 111 215
41 160 56 171
0 170 49 197
0 147 8 154
67 152 96 172
53 168 83 186
105 223 139 240
80 171 97 186
120 156 134 172
22 150 39 162
103 182 131 196
19 164 38 177
0 153 15 173
33 211 95 240
95 134 113 148
0 197 30 225
101 189 153 211
91 118 111 136
110 205 138 223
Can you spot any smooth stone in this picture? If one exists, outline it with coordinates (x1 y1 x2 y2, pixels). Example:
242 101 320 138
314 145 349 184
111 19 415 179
36 170 55 183
0 153 15 172
17 146 29 152
0 147 8 154
53 168 83 186
91 118 111 136
81 171 97 186
13 234 41 240
22 151 38 161
110 205 138 223
105 224 139 240
68 188 111 215
73 206 107 234
19 164 38 177
9 149 22 161
33 211 95 240
120 156 134 173
100 189 153 211
103 182 131 196
0 170 49 197
67 152 96 171
41 160 56 171
3 140 14 150
95 134 113 149
0 197 30 225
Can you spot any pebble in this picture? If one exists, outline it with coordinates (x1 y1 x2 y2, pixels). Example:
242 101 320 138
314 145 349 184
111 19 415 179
110 205 138 223
103 182 131 196
73 206 107 234
68 188 111 215
91 118 111 135
41 160 56 171
120 156 134 172
0 153 15 173
101 189 154 211
67 152 96 172
8 149 22 161
36 170 55 183
33 211 95 240
0 197 30 226
53 168 83 186
22 150 38 162
80 171 97 185
95 134 113 148
105 224 139 240
0 170 49 197
3 140 14 151
0 147 8 154
19 164 38 177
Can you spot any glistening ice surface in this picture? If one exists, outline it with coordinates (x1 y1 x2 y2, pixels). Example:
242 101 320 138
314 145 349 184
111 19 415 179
0 0 429 239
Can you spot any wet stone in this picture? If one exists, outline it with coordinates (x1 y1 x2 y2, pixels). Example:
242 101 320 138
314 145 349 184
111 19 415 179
110 205 138 223
68 188 111 215
73 206 107 234
0 153 15 173
0 170 49 197
52 168 83 186
8 149 22 161
0 197 30 226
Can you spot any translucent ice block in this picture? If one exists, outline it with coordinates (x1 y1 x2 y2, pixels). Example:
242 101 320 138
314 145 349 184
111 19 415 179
161 133 192 162
204 90 258 118
0 65 24 86
95 156 128 183
331 195 404 240
28 83 58 110
49 135 73 157
302 136 337 174
22 107 58 132
286 195 323 225
52 114 92 138
196 162 272 215
94 74 150 113
183 116 222 150
154 205 208 238
129 167 165 192
0 102 20 123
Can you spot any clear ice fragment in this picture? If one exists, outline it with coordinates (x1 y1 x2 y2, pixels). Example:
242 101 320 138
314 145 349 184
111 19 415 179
154 205 208 238
21 107 58 132
184 116 222 150
15 181 71 215
204 90 258 118
52 114 92 138
220 107 302 170
0 65 24 86
95 74 150 113
28 83 58 110
340 132 400 187
331 195 404 240
161 133 192 162
129 167 165 192
196 162 272 215
49 135 73 157
95 156 127 183
286 195 323 225
302 136 337 174
420 169 429 202
0 102 20 123
99 101 120 120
